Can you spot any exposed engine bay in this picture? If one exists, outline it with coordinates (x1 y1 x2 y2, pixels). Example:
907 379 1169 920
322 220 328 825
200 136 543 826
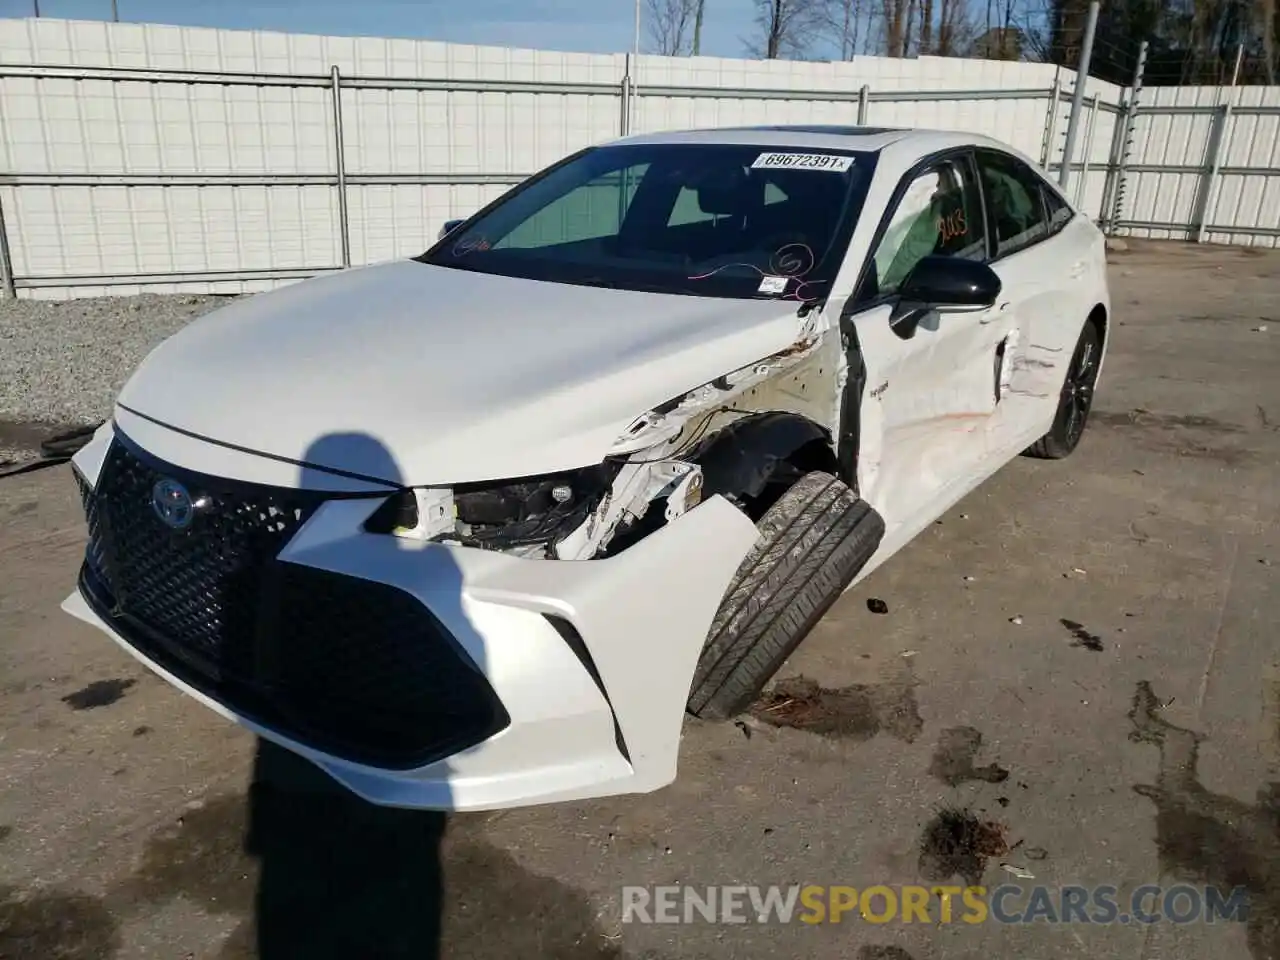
365 322 837 561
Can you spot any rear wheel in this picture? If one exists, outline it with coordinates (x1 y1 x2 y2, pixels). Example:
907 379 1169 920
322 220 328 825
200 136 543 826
687 471 884 720
1025 320 1101 460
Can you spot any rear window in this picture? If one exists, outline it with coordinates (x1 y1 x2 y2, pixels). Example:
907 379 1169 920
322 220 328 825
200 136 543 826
420 143 878 302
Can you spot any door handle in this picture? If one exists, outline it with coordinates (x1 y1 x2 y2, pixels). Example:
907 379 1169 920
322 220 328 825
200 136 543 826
1070 260 1087 279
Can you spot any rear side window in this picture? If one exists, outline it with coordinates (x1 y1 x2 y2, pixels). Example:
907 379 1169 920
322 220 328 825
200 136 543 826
977 151 1050 257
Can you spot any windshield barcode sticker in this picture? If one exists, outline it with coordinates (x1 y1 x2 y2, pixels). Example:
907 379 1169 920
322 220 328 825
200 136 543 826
751 152 854 172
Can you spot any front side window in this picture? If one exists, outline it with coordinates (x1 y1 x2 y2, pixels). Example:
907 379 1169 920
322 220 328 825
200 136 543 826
420 143 878 301
860 155 986 302
978 151 1051 257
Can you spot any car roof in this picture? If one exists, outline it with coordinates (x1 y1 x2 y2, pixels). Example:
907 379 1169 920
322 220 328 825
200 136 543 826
607 125 1012 166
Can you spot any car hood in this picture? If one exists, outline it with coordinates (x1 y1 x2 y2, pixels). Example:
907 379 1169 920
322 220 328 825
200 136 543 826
117 261 808 486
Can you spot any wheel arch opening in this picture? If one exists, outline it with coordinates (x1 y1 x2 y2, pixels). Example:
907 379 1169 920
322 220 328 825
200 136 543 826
691 411 839 521
1088 303 1108 346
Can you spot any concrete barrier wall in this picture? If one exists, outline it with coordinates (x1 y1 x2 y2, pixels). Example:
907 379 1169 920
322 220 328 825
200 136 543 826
0 17 1136 298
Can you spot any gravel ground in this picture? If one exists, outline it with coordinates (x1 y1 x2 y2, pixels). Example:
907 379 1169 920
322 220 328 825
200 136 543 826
0 293 230 428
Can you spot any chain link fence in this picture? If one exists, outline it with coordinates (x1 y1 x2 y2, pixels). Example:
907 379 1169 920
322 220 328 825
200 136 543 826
1050 5 1280 247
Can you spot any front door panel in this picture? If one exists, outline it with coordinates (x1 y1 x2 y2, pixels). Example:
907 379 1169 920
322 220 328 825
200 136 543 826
848 298 1013 529
838 151 1015 531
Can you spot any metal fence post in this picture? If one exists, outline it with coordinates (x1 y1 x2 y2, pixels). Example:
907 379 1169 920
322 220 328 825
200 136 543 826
1058 0 1100 189
1194 44 1244 243
1074 92 1100 207
857 84 870 125
1040 70 1062 169
1097 108 1125 226
1104 39 1148 234
620 53 633 137
0 192 15 299
330 65 351 269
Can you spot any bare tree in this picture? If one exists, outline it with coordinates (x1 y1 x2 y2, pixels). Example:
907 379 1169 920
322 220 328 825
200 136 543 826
882 0 907 55
936 0 960 52
919 0 935 51
646 0 699 55
920 0 978 56
821 0 971 57
823 0 865 58
749 0 824 58
1259 0 1277 82
824 0 897 57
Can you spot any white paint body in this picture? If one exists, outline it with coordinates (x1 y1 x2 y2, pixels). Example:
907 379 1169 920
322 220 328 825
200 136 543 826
63 127 1110 810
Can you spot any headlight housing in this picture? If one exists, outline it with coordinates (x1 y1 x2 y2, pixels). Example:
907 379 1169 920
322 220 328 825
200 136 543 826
364 464 620 553
452 465 618 548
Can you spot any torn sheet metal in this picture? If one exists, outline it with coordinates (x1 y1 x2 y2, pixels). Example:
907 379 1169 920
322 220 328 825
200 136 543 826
556 316 838 561
554 459 704 560
1005 337 1064 400
610 321 829 455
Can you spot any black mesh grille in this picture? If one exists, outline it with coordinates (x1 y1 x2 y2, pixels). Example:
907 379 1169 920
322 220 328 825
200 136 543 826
269 566 509 764
77 436 508 769
87 440 322 678
76 468 109 579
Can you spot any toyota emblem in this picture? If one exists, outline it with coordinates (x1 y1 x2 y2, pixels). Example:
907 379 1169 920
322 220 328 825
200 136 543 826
152 478 195 530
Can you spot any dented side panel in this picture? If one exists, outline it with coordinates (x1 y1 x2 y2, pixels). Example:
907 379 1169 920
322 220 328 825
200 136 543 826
992 218 1100 406
564 316 841 559
608 315 837 457
726 332 843 436
849 298 1014 530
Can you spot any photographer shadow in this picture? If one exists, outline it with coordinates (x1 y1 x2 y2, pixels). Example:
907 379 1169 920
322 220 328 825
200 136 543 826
226 431 626 959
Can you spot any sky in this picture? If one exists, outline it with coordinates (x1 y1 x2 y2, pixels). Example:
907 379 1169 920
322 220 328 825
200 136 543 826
0 0 763 58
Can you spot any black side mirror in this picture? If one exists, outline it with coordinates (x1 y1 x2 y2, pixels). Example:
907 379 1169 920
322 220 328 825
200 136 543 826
890 256 1002 339
439 219 465 241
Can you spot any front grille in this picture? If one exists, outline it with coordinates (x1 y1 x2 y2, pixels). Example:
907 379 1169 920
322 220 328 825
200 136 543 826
78 435 508 769
85 440 323 679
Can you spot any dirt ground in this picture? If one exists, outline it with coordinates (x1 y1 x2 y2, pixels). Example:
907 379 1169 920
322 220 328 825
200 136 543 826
1 239 1278 960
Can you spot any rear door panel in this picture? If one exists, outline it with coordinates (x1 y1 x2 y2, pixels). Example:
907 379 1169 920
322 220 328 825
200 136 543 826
976 151 1097 447
985 227 1090 443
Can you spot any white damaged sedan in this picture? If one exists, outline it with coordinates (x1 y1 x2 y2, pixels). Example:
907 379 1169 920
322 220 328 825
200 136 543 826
64 125 1110 810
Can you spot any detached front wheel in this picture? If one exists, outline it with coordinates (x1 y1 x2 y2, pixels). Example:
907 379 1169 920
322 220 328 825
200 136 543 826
687 471 885 720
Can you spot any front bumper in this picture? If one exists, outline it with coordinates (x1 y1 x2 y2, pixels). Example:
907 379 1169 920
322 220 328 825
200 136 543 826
62 420 759 810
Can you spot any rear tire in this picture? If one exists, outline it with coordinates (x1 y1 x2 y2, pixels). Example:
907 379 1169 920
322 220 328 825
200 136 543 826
1025 320 1101 460
687 471 884 720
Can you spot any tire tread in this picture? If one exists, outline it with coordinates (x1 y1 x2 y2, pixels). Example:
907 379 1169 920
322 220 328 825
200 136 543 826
687 471 884 719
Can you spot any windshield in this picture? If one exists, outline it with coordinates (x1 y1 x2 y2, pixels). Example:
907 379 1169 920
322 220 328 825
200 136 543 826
419 143 877 302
